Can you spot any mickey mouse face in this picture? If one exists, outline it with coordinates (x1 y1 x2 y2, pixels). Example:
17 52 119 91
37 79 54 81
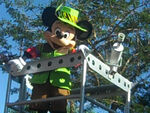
52 20 75 40
44 20 76 49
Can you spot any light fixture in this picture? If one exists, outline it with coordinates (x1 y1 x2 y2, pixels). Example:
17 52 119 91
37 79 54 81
107 33 125 72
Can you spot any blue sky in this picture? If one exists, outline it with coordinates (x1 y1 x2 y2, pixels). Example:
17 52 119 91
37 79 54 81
0 3 10 113
0 71 8 113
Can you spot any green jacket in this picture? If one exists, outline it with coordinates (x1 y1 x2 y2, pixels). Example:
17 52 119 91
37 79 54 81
30 43 72 90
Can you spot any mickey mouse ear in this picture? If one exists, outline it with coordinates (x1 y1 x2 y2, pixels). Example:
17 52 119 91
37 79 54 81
76 20 93 40
42 7 58 28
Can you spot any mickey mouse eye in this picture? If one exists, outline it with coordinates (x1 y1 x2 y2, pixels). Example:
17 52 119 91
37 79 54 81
63 32 70 38
55 28 61 36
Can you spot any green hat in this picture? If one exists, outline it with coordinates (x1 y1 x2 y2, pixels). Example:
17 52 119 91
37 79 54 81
55 4 87 32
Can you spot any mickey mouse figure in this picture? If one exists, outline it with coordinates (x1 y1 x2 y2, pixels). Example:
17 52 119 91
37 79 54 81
25 4 92 113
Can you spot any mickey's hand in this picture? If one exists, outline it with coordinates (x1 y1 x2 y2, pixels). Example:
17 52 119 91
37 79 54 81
24 47 40 59
8 57 26 76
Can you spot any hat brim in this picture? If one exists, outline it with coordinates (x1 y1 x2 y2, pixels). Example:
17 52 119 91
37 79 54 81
57 17 87 32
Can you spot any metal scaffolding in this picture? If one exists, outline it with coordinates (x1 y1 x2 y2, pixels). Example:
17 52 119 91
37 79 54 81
4 45 132 113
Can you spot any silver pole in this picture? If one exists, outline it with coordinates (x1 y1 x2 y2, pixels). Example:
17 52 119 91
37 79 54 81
19 76 26 112
4 74 12 113
79 59 88 113
124 90 131 113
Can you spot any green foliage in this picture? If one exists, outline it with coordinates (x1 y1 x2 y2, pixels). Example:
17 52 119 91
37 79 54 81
132 103 150 113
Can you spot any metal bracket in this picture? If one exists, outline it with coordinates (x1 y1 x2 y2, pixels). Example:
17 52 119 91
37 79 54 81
79 45 132 92
9 51 84 76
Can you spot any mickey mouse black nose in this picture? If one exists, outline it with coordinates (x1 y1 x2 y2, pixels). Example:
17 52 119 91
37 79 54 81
56 30 63 39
